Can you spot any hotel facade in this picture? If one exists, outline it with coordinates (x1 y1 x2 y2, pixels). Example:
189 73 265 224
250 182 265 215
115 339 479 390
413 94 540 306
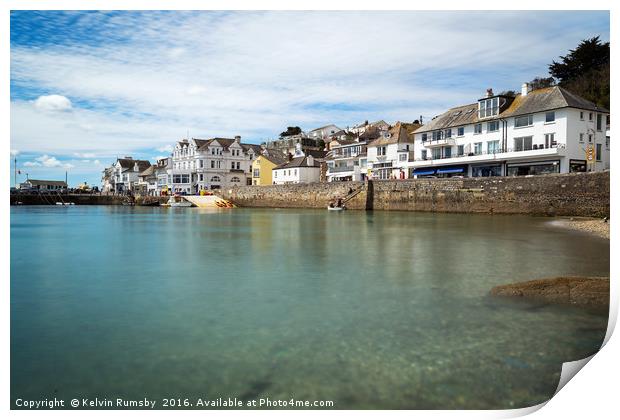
409 84 610 178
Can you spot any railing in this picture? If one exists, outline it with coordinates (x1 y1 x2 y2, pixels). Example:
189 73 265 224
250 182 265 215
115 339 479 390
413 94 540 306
415 144 565 162
327 166 356 173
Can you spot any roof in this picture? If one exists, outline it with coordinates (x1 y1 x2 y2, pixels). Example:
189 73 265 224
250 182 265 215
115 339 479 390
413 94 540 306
25 179 67 187
274 156 320 169
259 148 288 165
414 86 609 134
304 149 327 159
139 165 156 177
308 124 341 133
368 122 421 146
242 143 263 154
117 158 151 172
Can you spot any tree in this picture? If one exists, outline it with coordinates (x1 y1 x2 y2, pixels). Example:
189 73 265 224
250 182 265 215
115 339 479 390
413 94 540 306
528 77 555 90
548 36 609 109
279 126 302 138
549 36 609 83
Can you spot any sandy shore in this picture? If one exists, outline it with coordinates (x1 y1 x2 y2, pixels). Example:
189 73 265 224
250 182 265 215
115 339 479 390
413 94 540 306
551 217 609 240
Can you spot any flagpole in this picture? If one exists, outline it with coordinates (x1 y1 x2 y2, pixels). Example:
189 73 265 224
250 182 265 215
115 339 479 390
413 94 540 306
14 157 17 188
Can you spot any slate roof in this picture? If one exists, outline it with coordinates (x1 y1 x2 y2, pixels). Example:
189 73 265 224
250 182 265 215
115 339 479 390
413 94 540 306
139 165 156 177
274 156 320 169
117 158 151 172
260 148 288 165
414 86 609 134
368 122 421 146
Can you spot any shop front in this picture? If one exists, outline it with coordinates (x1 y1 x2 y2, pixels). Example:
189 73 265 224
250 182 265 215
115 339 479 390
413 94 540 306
506 160 560 176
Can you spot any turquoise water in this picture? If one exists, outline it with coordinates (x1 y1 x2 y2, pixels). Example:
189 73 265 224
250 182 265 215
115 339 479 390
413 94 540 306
11 206 609 409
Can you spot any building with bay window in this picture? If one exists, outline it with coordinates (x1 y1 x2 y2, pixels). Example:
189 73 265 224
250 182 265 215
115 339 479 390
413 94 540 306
409 84 610 178
171 136 261 194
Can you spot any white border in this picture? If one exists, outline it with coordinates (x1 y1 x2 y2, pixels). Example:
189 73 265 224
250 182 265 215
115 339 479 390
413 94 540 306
2 1 616 419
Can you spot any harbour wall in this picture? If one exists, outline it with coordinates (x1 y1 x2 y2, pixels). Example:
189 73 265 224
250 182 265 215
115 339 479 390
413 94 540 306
220 171 610 217
10 194 167 206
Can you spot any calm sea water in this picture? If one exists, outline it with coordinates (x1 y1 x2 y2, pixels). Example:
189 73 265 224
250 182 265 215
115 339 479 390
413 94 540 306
11 206 609 409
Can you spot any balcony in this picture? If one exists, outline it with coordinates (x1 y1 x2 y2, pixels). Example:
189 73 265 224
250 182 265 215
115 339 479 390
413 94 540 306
327 166 355 174
422 137 457 148
415 144 566 164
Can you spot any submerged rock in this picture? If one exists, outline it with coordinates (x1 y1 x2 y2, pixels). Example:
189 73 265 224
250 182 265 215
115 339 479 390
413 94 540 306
490 277 609 310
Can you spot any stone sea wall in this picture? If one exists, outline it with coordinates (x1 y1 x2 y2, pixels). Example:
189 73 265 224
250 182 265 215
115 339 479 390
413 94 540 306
220 171 609 217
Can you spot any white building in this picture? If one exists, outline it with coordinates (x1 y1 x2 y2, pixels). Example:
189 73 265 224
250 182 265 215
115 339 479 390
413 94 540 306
154 157 172 195
171 137 261 194
103 157 151 193
366 122 420 180
350 120 389 136
326 140 368 182
307 124 342 140
273 155 320 184
410 84 610 178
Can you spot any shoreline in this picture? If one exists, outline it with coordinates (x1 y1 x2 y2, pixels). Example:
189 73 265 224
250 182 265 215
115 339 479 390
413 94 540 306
549 217 610 240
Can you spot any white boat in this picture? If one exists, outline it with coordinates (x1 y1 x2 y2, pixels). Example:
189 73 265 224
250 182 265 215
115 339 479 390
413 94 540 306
327 205 345 211
166 196 193 207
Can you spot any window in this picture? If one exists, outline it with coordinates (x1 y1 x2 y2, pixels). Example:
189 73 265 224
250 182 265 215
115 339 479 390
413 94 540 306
474 124 482 134
588 134 593 144
580 111 584 120
478 97 499 118
514 115 533 128
421 133 428 142
211 160 215 169
579 133 584 143
457 145 464 156
253 169 260 177
457 127 464 136
399 153 407 162
487 121 499 132
589 112 593 121
199 174 203 181
443 146 452 158
294 169 297 176
210 176 221 182
487 140 500 154
199 160 203 168
445 129 452 138
596 114 603 131
377 146 387 156
236 162 241 170
231 176 241 183
421 150 427 160
514 136 533 151
274 171 277 178
474 142 482 155
432 148 441 159
432 131 443 141
596 144 602 162
545 112 555 123
231 162 235 169
544 133 556 148
606 136 610 150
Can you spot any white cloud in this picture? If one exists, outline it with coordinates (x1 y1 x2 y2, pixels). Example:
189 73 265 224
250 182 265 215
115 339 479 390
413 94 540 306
34 94 73 112
156 144 174 153
23 161 41 167
24 154 75 169
10 149 19 156
74 152 96 158
93 159 101 165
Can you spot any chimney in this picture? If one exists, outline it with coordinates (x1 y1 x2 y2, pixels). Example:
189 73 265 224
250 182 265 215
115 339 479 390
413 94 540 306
234 135 241 142
124 156 133 160
307 155 314 166
521 83 530 97
486 88 494 98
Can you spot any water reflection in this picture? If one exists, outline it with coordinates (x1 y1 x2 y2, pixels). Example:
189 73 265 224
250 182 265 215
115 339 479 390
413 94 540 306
11 207 609 409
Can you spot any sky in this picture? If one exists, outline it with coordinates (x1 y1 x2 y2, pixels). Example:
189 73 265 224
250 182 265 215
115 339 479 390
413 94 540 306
9 10 609 187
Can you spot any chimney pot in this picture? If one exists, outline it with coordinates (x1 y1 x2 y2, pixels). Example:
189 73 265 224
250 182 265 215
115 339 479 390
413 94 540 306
486 88 494 98
521 83 530 97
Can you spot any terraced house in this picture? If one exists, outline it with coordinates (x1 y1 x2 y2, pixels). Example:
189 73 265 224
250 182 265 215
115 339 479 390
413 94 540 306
171 137 261 194
410 84 610 178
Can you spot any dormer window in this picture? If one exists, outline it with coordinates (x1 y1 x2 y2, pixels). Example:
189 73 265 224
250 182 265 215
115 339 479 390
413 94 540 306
479 97 499 118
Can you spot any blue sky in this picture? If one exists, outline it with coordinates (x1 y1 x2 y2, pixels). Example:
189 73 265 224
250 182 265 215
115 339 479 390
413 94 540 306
10 10 609 187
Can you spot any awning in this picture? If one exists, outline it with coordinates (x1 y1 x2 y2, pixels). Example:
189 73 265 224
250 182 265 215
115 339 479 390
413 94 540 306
436 167 464 174
413 169 436 176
